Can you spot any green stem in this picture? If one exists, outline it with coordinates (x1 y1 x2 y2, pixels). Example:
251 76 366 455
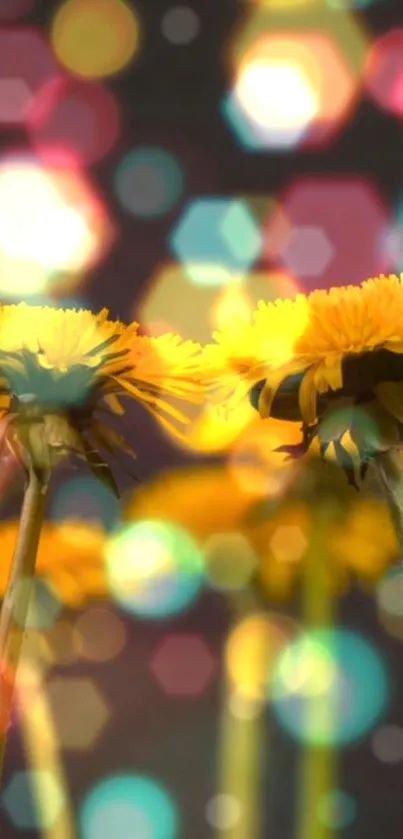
297 522 336 839
372 452 403 552
0 469 48 784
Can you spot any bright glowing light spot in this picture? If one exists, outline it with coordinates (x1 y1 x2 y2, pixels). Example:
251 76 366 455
377 567 403 617
372 725 403 764
270 526 307 564
80 774 179 839
2 771 64 830
274 637 336 697
0 156 110 297
74 608 126 662
51 0 141 79
115 147 184 217
161 6 200 45
235 59 319 148
271 629 389 746
104 520 204 619
225 613 297 702
205 794 241 830
204 532 258 591
317 790 356 830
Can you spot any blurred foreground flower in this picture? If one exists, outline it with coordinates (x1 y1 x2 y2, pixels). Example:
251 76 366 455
0 519 107 609
124 455 398 602
0 302 206 784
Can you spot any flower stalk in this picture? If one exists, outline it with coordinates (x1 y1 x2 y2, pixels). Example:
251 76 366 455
372 451 403 554
0 467 49 782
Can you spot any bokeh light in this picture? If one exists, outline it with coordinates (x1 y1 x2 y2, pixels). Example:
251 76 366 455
29 77 121 166
80 774 179 839
317 790 357 830
203 532 258 591
104 520 205 619
51 0 141 79
74 608 126 662
262 176 391 290
205 794 241 830
376 565 403 640
226 30 365 150
50 475 119 530
364 29 403 117
228 416 303 499
161 6 200 46
372 724 403 764
2 770 63 830
150 633 217 696
0 28 58 127
0 153 113 297
270 628 389 746
169 197 261 284
115 148 185 218
42 676 110 750
225 613 298 702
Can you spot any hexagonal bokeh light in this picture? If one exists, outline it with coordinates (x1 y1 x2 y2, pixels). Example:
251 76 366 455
150 633 217 696
262 176 391 290
104 520 205 619
0 152 113 298
41 676 110 750
79 774 179 839
225 30 365 150
0 27 58 127
169 197 261 284
28 77 121 166
271 628 389 746
364 29 403 116
2 770 64 830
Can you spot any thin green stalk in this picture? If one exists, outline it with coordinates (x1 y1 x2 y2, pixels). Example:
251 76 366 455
372 451 403 551
297 520 336 839
0 469 48 783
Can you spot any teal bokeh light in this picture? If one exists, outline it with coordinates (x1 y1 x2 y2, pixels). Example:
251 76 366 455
317 789 357 829
80 774 179 839
169 196 261 281
115 147 184 217
270 628 389 746
104 520 205 619
50 475 119 530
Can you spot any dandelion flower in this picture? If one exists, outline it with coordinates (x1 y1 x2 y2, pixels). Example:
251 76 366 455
207 274 403 488
0 303 205 493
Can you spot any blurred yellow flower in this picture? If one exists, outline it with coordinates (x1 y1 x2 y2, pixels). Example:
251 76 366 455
124 455 399 601
0 519 108 607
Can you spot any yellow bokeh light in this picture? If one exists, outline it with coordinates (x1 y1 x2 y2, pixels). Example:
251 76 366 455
235 56 319 136
225 613 298 701
51 0 141 79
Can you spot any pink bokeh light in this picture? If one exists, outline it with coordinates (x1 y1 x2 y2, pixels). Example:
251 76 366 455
28 77 121 166
262 176 392 290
